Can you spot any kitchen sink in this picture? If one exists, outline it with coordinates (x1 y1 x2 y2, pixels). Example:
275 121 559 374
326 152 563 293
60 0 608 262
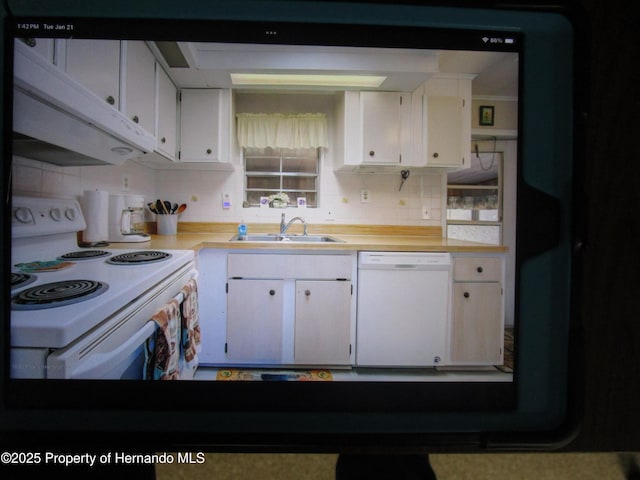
229 234 344 243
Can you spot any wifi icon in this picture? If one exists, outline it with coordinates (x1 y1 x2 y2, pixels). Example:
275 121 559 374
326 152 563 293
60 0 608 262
482 37 489 43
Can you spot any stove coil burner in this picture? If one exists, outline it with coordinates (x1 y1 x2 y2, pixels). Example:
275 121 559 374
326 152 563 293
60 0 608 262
11 279 109 310
11 272 37 290
58 250 111 260
106 251 172 265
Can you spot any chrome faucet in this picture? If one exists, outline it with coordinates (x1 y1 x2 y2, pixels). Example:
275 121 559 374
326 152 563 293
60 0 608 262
280 212 308 235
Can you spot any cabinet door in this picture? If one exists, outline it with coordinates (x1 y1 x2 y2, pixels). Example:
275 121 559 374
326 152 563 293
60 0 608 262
226 279 283 363
450 282 503 364
124 41 156 135
361 91 403 164
156 66 177 160
426 95 464 167
180 89 222 162
65 39 121 108
294 281 351 365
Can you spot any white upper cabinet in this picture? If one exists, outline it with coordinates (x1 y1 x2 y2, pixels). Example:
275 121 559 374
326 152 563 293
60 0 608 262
334 90 411 170
64 39 121 108
123 41 156 135
425 95 464 167
361 91 411 165
179 89 231 164
155 66 178 161
418 76 473 169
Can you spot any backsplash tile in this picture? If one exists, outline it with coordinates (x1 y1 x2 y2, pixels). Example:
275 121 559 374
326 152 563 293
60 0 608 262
13 155 445 227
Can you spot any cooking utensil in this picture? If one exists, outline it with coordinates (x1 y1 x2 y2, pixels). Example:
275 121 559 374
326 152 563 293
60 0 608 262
156 199 168 214
148 202 158 214
164 200 172 214
176 204 187 214
171 203 178 214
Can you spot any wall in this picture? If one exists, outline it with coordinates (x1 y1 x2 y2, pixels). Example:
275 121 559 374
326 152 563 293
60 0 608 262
11 155 156 200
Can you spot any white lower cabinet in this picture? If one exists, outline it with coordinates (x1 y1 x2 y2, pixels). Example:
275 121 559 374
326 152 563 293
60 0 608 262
225 253 355 367
226 279 284 364
294 280 352 365
448 255 505 365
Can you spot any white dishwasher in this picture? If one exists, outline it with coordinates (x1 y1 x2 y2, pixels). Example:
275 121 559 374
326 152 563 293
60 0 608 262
356 251 450 367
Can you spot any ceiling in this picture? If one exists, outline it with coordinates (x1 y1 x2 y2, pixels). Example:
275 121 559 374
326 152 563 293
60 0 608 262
151 41 518 97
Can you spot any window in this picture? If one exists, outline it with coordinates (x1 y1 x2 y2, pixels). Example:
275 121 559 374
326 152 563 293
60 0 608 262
244 147 320 207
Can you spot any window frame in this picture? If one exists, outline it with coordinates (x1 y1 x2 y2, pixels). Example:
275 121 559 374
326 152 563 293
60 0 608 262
243 147 321 208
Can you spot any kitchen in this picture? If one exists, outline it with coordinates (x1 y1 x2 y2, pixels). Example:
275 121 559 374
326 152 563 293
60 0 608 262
9 36 518 382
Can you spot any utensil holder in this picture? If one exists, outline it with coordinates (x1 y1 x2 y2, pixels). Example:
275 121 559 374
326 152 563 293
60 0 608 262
157 215 178 235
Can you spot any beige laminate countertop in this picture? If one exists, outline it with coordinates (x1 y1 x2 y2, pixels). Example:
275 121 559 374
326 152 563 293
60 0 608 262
114 232 507 253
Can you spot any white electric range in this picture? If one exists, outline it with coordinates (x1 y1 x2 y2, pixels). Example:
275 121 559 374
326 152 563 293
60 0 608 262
10 195 197 379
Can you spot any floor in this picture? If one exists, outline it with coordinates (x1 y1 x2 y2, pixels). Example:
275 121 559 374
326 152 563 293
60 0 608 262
156 452 640 479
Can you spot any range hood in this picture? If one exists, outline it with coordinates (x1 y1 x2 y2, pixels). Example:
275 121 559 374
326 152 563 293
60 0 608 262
12 41 155 166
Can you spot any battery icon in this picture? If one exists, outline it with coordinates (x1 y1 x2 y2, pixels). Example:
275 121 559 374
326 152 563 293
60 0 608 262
505 38 515 44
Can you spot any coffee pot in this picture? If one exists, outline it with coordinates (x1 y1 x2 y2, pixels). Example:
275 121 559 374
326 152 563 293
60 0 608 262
108 194 150 243
120 206 146 235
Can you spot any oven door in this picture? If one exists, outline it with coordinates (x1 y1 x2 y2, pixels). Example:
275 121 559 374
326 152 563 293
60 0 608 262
47 262 197 379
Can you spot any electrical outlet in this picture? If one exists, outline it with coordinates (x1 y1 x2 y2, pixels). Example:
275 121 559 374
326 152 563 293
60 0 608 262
122 174 130 191
422 205 431 219
360 189 370 203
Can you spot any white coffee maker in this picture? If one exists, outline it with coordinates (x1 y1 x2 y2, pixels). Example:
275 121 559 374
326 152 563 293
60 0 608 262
107 194 150 243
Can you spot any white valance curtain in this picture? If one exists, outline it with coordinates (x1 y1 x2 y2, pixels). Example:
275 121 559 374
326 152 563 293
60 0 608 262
236 113 328 149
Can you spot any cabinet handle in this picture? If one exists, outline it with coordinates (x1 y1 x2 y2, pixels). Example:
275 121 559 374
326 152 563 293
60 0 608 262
106 95 115 105
24 38 37 48
161 137 166 144
132 115 139 124
433 152 439 158
206 148 212 155
269 289 276 296
304 289 311 297
463 292 470 299
477 266 484 273
369 150 375 157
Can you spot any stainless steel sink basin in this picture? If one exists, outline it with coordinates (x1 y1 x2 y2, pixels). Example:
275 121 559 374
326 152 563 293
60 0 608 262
229 234 344 243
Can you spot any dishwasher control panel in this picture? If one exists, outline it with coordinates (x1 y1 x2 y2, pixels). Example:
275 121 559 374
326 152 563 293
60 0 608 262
358 252 451 268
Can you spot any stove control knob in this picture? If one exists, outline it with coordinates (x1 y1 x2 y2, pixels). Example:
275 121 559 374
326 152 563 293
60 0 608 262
14 207 33 224
50 208 62 221
65 208 76 221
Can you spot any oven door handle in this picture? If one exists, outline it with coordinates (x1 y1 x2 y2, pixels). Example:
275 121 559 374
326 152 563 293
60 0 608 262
72 321 157 378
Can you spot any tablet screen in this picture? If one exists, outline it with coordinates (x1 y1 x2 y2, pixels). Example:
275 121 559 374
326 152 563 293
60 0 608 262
1 0 581 448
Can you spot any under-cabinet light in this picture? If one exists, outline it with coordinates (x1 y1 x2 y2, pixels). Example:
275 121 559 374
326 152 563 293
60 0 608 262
230 73 386 87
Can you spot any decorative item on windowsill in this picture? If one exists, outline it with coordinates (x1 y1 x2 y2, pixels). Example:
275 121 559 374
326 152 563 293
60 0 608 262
268 192 290 208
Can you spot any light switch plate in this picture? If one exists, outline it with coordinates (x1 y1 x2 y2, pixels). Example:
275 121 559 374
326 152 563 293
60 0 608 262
222 192 232 209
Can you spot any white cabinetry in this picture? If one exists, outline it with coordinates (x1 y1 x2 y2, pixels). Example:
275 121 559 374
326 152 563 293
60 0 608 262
123 41 156 135
449 255 504 365
334 91 411 169
294 280 352 365
64 39 121 109
415 76 473 168
155 66 178 160
361 91 411 165
225 253 355 366
226 279 284 363
179 89 231 164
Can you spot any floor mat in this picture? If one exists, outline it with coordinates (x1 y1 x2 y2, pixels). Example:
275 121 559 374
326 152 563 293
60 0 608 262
215 369 333 381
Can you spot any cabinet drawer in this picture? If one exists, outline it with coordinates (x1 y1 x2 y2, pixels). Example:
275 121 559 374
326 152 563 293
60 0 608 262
228 253 352 279
453 257 502 282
